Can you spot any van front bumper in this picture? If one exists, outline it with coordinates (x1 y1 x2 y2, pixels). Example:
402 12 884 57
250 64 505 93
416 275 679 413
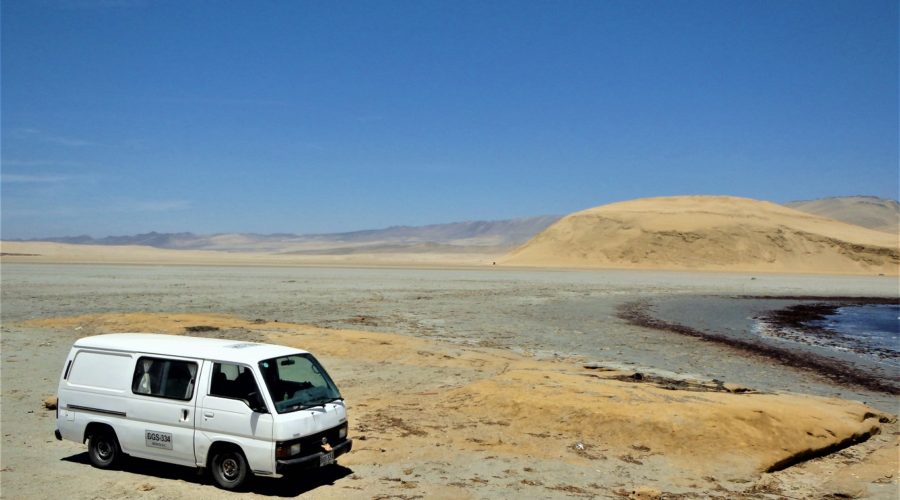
276 438 352 474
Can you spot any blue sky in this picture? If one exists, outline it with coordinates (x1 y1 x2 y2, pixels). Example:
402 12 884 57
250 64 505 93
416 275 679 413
2 0 897 238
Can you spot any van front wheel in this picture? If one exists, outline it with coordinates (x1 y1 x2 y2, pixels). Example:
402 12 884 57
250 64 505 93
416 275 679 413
210 448 248 490
88 430 121 469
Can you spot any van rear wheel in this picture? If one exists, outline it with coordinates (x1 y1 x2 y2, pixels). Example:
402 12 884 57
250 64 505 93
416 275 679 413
88 430 121 469
210 448 249 490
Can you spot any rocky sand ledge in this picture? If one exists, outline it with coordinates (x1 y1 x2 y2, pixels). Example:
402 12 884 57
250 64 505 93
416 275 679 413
3 312 897 499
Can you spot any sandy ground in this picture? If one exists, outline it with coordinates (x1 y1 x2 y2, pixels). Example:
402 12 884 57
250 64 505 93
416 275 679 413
2 264 898 498
1 241 498 267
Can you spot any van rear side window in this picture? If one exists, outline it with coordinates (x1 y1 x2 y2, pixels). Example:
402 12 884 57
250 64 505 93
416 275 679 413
131 357 198 401
68 351 132 390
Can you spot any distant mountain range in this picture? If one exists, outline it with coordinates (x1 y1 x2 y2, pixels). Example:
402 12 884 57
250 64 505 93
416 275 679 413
17 196 898 254
22 216 563 253
785 196 899 234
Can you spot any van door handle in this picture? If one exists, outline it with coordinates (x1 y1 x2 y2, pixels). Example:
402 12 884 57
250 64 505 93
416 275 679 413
181 409 189 421
204 411 214 418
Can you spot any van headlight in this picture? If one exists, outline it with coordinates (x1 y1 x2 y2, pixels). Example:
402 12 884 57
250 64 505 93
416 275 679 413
276 442 301 458
339 426 347 439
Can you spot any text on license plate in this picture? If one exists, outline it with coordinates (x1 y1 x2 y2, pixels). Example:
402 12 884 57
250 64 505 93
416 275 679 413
145 430 173 450
319 451 334 466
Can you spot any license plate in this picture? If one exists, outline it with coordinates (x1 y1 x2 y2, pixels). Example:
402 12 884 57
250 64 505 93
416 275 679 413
144 430 173 450
319 451 334 466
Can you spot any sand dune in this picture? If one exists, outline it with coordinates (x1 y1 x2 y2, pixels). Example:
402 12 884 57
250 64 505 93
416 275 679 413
787 196 900 234
501 196 900 275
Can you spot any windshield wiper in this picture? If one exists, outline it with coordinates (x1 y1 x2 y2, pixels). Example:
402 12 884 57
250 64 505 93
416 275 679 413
283 397 343 413
306 396 343 408
302 397 344 409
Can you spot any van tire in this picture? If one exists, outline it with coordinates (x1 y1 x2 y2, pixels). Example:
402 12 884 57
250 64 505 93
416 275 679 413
210 447 249 490
87 429 121 469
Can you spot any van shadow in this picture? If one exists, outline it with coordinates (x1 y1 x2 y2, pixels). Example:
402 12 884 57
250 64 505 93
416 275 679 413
61 453 354 497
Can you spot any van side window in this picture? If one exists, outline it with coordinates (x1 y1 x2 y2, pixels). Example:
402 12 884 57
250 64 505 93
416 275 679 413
210 362 260 402
131 357 198 401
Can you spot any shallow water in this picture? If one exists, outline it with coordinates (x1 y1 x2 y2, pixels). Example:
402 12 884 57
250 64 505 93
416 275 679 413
811 304 900 360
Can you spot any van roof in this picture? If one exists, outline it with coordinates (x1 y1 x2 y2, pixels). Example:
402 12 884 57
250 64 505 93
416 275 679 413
73 333 309 364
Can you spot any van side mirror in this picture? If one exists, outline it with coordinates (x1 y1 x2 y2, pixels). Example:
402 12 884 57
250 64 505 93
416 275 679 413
244 391 268 414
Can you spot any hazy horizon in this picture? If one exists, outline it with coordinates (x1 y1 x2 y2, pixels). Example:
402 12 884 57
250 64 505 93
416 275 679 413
9 194 898 242
11 213 564 241
2 1 898 239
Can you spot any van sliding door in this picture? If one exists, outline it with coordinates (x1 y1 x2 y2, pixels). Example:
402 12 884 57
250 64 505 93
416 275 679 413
125 356 200 466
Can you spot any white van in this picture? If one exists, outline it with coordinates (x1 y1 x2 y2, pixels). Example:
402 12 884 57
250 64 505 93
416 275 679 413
54 333 351 490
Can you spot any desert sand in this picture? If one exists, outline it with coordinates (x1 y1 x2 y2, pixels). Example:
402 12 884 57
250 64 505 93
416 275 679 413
501 196 900 275
1 264 898 498
3 196 898 498
4 311 897 499
0 240 497 267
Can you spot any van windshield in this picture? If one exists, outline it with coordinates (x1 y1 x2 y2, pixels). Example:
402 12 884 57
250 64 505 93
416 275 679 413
258 353 342 414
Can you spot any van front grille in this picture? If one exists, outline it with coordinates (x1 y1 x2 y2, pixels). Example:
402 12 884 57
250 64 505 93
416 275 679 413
278 422 348 458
